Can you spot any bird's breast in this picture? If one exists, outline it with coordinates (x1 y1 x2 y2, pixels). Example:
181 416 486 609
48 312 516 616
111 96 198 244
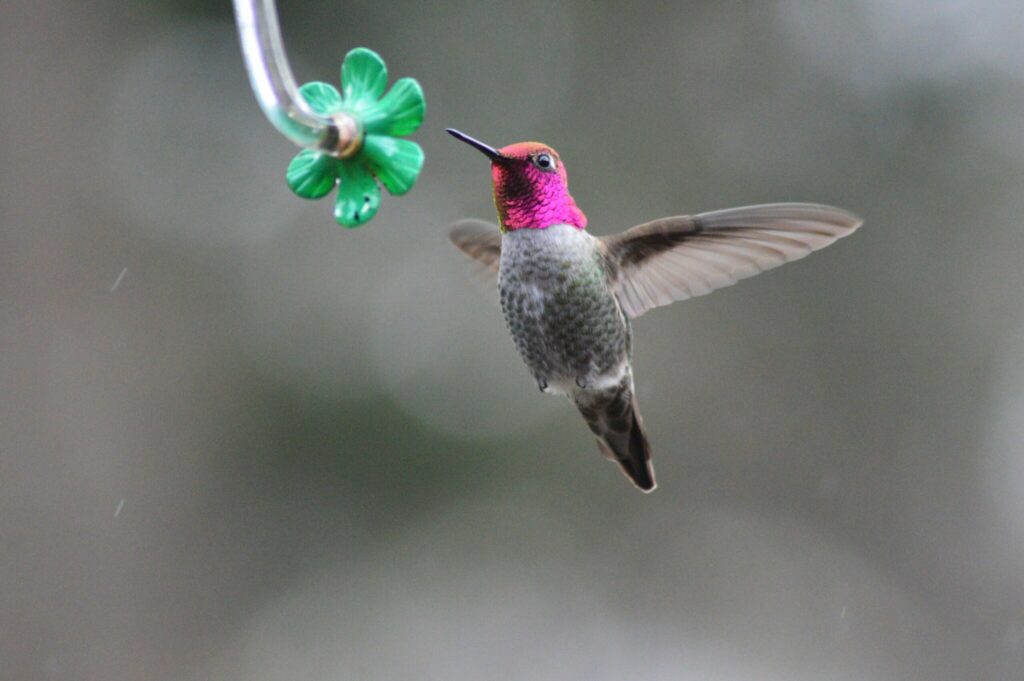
498 225 629 388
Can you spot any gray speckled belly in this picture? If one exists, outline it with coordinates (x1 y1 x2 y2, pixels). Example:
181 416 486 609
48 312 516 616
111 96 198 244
498 225 630 392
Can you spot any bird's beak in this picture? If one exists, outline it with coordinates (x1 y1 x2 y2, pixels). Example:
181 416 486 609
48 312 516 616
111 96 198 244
446 128 506 163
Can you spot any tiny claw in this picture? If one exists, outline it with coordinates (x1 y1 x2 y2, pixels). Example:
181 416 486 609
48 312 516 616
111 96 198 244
575 377 587 389
537 378 548 392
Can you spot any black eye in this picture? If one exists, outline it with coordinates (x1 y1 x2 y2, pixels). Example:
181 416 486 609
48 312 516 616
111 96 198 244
534 153 555 171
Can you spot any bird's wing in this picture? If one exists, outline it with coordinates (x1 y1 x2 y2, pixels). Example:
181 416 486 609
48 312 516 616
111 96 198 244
449 220 503 303
449 219 503 282
601 203 862 319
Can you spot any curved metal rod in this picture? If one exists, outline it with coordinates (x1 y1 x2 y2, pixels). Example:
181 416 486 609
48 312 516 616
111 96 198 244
233 0 350 156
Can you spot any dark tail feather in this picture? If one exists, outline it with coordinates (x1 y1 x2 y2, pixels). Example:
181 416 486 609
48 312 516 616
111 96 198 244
576 382 656 492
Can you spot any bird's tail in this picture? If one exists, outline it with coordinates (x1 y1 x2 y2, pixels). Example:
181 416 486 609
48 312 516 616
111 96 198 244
574 378 656 492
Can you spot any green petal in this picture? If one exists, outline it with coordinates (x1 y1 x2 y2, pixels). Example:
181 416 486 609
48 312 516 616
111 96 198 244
299 81 343 116
286 149 338 199
361 78 425 137
334 162 381 227
341 47 388 108
362 135 424 195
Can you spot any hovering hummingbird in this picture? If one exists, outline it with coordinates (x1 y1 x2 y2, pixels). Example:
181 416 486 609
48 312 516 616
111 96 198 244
447 129 861 492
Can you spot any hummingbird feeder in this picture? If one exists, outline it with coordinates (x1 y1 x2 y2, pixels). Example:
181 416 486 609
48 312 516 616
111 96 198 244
233 0 425 227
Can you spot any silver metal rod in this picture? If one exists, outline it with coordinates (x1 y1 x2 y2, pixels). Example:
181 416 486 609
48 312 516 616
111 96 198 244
233 0 346 155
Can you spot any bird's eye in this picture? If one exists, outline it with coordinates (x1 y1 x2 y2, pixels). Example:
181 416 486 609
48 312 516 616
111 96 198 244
533 153 556 171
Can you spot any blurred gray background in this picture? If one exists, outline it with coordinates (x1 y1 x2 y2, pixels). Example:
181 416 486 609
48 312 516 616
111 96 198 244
3 1 1024 679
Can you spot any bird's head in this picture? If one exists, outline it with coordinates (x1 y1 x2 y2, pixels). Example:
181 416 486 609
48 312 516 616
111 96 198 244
447 129 587 232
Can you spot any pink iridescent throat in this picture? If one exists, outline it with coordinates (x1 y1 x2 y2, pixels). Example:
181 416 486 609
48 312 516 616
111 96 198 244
491 147 587 232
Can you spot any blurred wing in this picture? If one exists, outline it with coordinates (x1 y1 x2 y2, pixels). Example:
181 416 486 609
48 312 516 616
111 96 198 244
449 219 502 275
602 203 862 319
449 220 503 301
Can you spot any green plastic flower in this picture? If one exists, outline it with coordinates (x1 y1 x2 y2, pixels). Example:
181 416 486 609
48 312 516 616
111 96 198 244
285 48 425 227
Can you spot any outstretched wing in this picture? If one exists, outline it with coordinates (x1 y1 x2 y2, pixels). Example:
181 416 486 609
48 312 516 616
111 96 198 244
449 219 502 278
601 203 862 319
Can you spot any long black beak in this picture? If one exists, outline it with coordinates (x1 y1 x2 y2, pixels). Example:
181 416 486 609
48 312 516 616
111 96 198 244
446 128 505 162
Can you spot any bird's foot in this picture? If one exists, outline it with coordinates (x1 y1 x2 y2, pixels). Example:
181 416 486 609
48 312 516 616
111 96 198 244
537 378 548 393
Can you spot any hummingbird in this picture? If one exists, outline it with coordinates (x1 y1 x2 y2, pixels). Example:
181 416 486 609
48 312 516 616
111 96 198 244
447 128 861 492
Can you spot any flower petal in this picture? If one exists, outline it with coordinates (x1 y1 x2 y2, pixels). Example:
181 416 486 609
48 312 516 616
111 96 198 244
334 161 381 227
360 78 425 137
341 47 388 108
362 135 424 196
286 149 338 199
298 81 343 116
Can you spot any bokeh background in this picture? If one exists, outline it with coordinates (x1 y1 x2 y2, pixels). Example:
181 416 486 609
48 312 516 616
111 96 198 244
3 1 1024 679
